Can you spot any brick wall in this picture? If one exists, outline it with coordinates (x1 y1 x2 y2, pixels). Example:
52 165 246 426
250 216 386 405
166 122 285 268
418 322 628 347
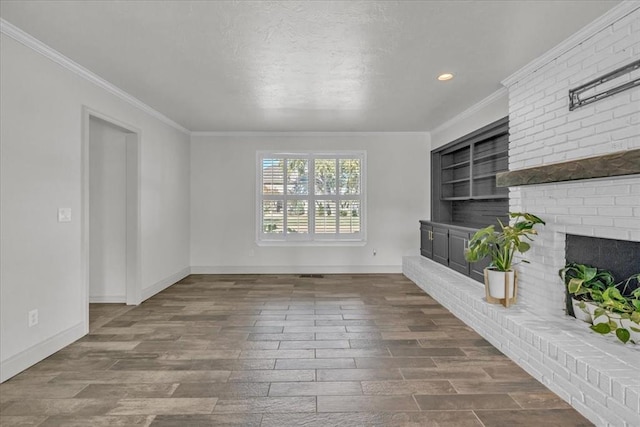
506 7 640 316
405 7 640 426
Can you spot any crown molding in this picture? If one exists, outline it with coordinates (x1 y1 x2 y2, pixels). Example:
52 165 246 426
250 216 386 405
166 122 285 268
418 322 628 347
502 1 640 88
191 131 430 137
429 87 508 136
0 18 191 135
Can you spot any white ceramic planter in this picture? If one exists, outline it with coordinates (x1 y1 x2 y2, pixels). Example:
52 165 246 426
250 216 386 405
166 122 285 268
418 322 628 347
571 298 592 323
584 302 610 325
486 269 515 299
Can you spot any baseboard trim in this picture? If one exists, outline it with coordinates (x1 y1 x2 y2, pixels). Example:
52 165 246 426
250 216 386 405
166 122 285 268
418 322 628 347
141 266 191 301
0 321 85 383
89 295 126 303
190 265 402 274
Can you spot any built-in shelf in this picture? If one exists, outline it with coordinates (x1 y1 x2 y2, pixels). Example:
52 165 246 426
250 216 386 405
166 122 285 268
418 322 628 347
496 148 640 187
469 195 509 200
442 177 470 185
432 117 510 227
441 160 471 170
474 149 509 163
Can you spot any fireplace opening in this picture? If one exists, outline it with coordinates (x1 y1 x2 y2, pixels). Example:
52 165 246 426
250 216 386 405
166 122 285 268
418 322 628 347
564 234 640 316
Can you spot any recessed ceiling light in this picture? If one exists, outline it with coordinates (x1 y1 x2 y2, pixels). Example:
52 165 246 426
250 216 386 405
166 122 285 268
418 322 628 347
437 73 454 81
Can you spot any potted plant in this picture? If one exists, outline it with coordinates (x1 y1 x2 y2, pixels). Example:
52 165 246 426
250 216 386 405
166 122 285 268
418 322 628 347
464 212 545 307
559 268 640 345
596 274 640 344
559 263 615 323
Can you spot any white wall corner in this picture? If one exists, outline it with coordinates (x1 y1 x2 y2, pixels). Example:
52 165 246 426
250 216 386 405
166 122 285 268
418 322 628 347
141 267 191 301
0 322 85 383
89 295 126 304
501 1 640 88
429 87 508 137
0 18 191 135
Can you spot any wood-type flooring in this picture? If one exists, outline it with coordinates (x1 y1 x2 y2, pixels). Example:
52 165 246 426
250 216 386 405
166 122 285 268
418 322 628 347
0 274 592 426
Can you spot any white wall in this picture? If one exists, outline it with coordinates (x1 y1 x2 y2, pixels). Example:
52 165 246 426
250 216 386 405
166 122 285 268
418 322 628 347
0 34 191 381
430 89 509 150
89 117 127 302
191 133 430 273
506 7 640 316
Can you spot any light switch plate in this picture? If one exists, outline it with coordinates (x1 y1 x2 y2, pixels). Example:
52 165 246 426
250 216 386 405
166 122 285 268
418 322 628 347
58 208 72 222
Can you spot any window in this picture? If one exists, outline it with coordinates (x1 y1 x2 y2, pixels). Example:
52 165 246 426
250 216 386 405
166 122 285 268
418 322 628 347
257 151 365 244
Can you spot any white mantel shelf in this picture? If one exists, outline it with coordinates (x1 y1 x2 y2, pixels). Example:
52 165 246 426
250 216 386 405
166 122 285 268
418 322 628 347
403 256 640 427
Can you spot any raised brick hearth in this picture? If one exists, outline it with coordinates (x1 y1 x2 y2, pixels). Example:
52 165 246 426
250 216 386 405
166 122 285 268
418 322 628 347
409 5 640 426
403 256 639 427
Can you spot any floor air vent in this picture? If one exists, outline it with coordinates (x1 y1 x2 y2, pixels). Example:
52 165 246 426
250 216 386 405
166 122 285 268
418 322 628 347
299 274 325 278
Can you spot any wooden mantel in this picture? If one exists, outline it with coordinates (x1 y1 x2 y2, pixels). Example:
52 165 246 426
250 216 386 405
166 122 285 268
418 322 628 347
496 148 640 187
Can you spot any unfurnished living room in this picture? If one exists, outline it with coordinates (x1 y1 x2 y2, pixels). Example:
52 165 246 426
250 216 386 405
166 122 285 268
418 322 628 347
1 1 639 426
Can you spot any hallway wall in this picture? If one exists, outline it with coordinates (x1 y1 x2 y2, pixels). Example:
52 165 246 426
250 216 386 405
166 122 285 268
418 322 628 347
0 34 191 381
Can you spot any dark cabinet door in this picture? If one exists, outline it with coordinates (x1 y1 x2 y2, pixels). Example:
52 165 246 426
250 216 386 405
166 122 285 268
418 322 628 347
470 253 491 283
432 226 449 266
448 230 471 276
420 222 433 259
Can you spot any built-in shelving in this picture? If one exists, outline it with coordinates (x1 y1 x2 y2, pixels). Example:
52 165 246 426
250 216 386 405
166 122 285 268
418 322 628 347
431 116 509 227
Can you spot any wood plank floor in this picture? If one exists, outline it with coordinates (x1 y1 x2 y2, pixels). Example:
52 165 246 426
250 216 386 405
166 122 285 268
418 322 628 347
0 274 592 426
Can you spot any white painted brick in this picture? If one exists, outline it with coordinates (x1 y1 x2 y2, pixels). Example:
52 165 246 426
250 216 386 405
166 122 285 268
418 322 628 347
624 386 640 414
599 93 634 114
614 217 640 229
544 98 567 114
615 195 640 206
598 206 633 216
593 227 630 240
567 126 596 141
524 158 543 167
582 216 614 227
604 398 640 427
629 230 640 241
595 184 632 196
612 123 640 141
554 119 582 136
581 111 613 127
584 196 616 206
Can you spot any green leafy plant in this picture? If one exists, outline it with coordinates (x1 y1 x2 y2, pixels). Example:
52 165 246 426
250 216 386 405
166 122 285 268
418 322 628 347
559 263 615 302
464 212 545 272
560 268 640 344
596 274 640 344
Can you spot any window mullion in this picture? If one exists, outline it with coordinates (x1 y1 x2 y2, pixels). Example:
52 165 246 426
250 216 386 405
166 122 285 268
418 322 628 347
309 157 315 240
283 157 288 240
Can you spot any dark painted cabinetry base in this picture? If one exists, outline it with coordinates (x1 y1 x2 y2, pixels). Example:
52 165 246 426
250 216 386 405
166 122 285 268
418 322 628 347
419 220 490 283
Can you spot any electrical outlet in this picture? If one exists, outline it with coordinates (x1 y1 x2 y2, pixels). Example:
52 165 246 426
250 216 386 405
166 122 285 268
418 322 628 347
373 249 377 256
28 309 38 327
58 208 72 222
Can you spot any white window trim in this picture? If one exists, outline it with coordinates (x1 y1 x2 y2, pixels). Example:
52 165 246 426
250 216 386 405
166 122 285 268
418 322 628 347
256 151 367 246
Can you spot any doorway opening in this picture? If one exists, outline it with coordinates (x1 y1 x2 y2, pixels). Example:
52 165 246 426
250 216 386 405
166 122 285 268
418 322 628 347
82 108 141 334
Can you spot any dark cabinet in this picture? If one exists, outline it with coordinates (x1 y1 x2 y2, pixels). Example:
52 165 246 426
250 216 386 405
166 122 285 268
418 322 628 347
448 229 470 275
470 252 491 282
419 220 488 283
422 117 510 283
420 222 433 259
432 226 449 266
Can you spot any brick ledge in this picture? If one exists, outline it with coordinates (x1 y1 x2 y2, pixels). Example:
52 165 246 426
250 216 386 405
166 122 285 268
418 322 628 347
403 256 639 427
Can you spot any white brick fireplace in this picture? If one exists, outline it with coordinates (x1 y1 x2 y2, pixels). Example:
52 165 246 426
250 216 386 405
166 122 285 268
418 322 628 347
507 3 640 319
405 4 640 426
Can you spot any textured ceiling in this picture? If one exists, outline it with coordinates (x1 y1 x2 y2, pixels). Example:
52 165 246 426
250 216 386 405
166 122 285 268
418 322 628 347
0 1 620 132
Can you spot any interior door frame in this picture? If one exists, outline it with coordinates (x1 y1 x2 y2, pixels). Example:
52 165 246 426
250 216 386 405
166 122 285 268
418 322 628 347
81 106 142 333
